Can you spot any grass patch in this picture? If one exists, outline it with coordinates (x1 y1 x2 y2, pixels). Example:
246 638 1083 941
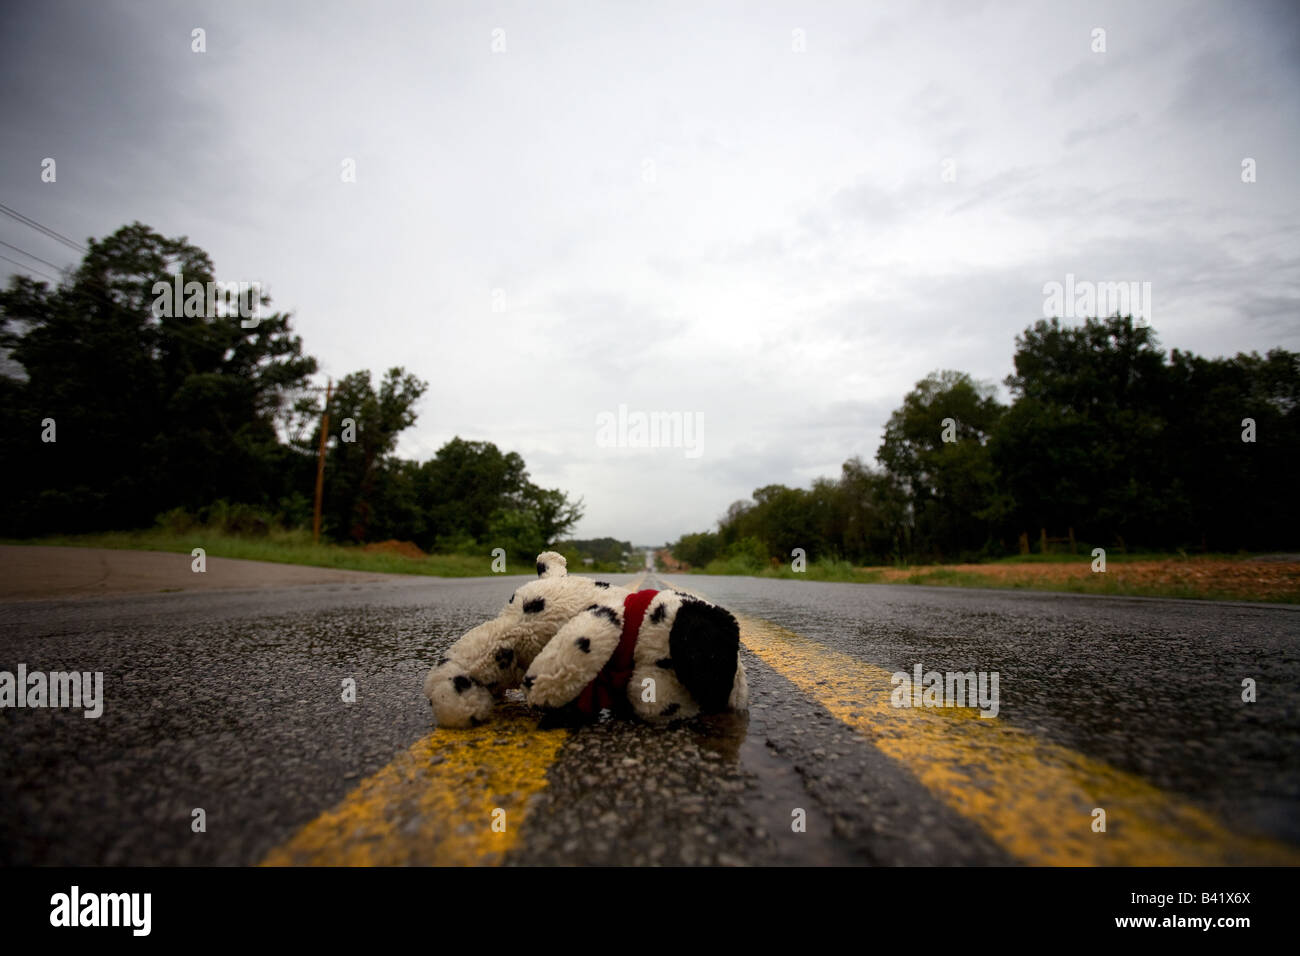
674 553 1300 603
696 555 867 582
3 529 527 578
987 550 1259 565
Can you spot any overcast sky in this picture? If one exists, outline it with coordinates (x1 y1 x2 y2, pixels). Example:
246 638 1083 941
2 0 1297 545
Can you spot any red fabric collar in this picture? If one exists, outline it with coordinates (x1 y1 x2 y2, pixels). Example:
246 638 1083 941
573 589 658 716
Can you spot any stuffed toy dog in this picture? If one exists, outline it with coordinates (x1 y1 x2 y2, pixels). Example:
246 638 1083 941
423 551 748 727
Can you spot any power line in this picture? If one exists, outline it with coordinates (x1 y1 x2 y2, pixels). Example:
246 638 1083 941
0 238 66 273
0 209 297 359
0 252 60 283
0 202 87 253
0 252 236 354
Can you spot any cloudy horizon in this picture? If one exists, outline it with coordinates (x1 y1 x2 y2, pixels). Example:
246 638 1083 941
2 0 1297 545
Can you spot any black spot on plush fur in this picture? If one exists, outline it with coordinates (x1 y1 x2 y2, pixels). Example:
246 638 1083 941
650 603 667 624
594 581 610 588
522 675 535 689
655 657 674 670
589 605 620 626
495 647 514 668
536 561 547 577
453 675 472 693
576 637 591 652
668 601 739 713
509 593 515 603
523 597 546 614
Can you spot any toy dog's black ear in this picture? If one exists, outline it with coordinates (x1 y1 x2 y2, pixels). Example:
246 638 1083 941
668 601 740 713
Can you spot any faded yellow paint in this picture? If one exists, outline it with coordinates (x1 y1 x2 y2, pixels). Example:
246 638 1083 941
737 614 1300 866
262 703 566 866
264 576 653 866
266 572 1295 866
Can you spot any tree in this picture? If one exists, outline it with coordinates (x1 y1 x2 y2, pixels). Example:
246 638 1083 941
993 316 1173 548
836 456 909 562
0 222 317 533
1160 346 1300 549
877 370 1005 558
416 438 530 546
315 367 427 541
411 437 582 554
664 318 1299 565
671 530 721 567
523 484 584 547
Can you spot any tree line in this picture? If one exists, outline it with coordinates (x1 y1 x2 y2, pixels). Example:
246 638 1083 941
0 222 582 557
672 316 1299 568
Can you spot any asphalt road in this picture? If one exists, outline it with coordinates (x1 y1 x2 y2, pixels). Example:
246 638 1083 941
2 567 1297 865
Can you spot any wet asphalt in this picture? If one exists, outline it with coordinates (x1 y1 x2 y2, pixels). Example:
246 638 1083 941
1 573 1296 865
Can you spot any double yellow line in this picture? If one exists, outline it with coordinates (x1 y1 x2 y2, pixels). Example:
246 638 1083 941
262 703 567 866
263 578 1299 866
263 572 649 866
737 615 1300 866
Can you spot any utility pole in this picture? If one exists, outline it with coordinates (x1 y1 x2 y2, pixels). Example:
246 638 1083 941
312 378 332 544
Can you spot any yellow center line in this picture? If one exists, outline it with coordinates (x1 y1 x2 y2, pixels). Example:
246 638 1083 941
264 574 650 867
261 702 567 866
736 613 1300 865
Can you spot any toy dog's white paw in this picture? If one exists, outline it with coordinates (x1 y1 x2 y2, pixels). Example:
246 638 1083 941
522 602 623 709
423 661 494 728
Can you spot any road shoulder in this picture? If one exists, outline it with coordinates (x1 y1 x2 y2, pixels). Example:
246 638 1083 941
0 545 410 601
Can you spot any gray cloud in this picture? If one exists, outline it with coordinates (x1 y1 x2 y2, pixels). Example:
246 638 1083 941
2 0 1297 545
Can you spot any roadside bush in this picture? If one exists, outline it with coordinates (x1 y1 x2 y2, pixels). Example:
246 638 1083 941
156 507 197 535
157 500 275 536
704 536 768 575
432 532 480 555
488 508 546 562
811 555 857 580
201 500 273 535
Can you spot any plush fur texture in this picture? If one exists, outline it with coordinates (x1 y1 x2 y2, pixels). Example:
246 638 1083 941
423 552 748 727
422 552 628 727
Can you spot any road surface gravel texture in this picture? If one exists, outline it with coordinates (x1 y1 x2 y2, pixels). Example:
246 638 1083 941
0 548 1296 865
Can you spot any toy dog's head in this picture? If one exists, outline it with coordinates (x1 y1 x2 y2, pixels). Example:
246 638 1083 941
422 552 630 727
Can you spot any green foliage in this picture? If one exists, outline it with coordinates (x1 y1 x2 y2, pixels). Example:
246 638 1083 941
487 508 545 562
671 530 721 567
702 536 769 575
877 369 1005 559
312 367 428 542
415 437 529 544
7 530 508 578
670 314 1300 571
155 499 298 537
994 317 1175 546
411 437 584 555
555 537 634 565
0 223 589 552
0 222 318 533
